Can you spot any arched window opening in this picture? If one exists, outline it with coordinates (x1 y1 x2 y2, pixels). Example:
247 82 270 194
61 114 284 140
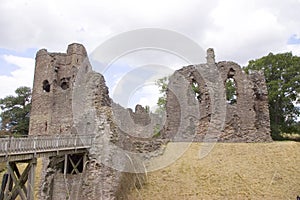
43 80 50 92
60 78 70 90
225 78 237 104
228 68 235 78
191 81 201 101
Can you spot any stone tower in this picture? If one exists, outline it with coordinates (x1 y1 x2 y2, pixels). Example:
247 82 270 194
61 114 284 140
29 43 91 135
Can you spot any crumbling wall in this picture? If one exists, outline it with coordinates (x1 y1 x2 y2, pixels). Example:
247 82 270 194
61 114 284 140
30 44 148 200
29 43 92 136
111 103 164 153
164 49 272 142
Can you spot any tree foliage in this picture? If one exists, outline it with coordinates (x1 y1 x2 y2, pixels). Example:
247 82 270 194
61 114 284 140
244 52 300 139
191 81 201 100
225 78 237 104
0 86 32 136
155 77 168 114
156 76 236 108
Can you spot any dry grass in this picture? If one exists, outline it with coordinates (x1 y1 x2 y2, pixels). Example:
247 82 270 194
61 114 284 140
0 142 299 199
128 142 300 200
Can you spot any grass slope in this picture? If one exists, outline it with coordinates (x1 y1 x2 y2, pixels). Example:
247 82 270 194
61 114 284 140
128 142 300 200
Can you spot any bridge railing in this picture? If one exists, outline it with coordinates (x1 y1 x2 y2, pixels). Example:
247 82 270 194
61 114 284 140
0 134 95 156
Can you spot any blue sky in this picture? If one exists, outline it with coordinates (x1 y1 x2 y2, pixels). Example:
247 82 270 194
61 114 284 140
288 34 300 45
0 0 300 109
0 48 37 76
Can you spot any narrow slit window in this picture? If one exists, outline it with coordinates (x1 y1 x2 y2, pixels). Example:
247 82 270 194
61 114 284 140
43 80 50 92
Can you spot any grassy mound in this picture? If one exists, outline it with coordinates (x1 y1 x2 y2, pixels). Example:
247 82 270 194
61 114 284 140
128 142 300 199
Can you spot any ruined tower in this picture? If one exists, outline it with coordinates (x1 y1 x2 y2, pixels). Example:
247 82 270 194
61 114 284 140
29 44 146 200
29 43 91 135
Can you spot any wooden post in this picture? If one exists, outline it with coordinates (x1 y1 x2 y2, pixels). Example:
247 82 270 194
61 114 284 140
64 154 68 178
27 158 36 200
6 174 13 199
83 153 87 172
0 173 8 200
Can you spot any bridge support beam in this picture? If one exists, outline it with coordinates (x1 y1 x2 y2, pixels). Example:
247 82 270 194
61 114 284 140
0 158 36 200
63 153 86 176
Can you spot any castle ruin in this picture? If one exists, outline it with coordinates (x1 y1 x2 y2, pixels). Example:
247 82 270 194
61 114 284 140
29 43 272 199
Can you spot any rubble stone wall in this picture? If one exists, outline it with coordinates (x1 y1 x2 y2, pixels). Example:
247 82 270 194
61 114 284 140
30 44 147 200
29 43 92 136
164 49 272 142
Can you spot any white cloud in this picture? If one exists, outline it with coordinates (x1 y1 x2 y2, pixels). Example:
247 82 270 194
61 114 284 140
0 55 35 98
1 0 299 62
202 0 292 64
0 0 217 52
0 0 300 100
128 85 160 110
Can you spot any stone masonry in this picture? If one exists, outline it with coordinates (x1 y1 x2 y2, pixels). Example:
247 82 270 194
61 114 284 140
163 48 272 142
29 44 272 200
29 44 147 200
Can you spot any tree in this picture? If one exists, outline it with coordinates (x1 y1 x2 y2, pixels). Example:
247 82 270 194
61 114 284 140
156 75 240 105
155 77 168 114
155 76 203 111
0 86 32 135
244 52 300 139
145 105 150 113
225 78 237 104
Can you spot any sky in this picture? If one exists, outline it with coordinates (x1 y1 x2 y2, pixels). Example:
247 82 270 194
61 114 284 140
0 0 300 109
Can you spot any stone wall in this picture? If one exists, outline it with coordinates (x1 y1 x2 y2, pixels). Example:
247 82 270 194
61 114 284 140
30 44 148 200
163 49 272 142
111 103 164 153
29 43 92 136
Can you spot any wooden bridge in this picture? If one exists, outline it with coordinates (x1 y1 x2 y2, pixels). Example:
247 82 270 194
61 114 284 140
0 134 95 200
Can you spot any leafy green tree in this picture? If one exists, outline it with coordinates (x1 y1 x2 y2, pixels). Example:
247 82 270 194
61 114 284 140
145 105 150 113
155 76 206 113
0 86 32 135
191 81 201 100
225 78 237 104
155 77 168 114
244 52 300 139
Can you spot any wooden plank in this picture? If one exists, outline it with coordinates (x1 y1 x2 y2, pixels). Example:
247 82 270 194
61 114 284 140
10 162 21 178
83 153 87 172
69 156 82 174
3 174 13 200
27 158 36 200
0 173 8 200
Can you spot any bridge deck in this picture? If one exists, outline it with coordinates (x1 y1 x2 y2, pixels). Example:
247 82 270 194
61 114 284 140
0 134 95 162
